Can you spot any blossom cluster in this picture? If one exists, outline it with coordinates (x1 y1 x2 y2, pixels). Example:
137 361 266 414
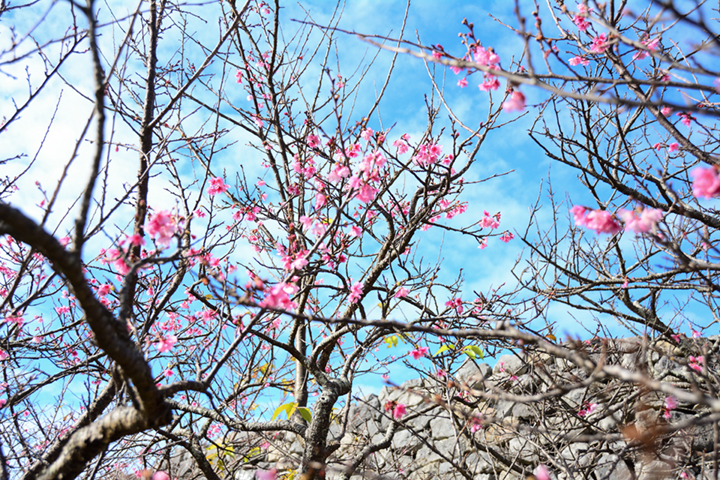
570 205 663 235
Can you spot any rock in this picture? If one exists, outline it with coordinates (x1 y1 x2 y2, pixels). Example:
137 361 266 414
430 415 456 439
493 354 528 376
635 458 674 480
455 359 492 389
595 454 633 480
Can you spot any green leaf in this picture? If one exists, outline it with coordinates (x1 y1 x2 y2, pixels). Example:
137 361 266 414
297 407 312 422
463 345 484 359
434 344 455 356
384 335 399 348
272 402 295 421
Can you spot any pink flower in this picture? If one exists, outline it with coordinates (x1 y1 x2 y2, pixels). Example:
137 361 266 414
691 167 720 198
478 76 500 91
618 208 663 233
394 287 410 298
583 210 621 234
146 211 177 247
570 205 588 226
689 355 705 373
255 470 276 480
307 134 320 148
208 177 229 196
315 193 327 209
349 281 363 303
668 142 679 153
127 233 145 246
97 284 112 297
156 335 177 353
677 112 695 127
469 415 483 433
633 37 659 61
661 106 673 116
299 215 314 230
0 398 6 408
500 231 514 243
480 211 500 229
664 396 678 411
534 465 550 480
410 347 428 359
590 33 609 54
152 472 170 480
569 56 589 66
260 282 298 310
393 403 407 419
653 143 663 151
457 77 468 88
503 91 526 112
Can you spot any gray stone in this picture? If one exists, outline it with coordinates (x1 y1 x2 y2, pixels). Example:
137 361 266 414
391 429 423 455
493 354 528 376
415 444 443 467
430 415 455 439
465 451 493 474
635 459 674 480
560 442 592 468
595 454 633 480
455 359 492 389
507 436 540 462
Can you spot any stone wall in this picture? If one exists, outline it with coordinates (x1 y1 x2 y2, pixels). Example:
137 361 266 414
167 336 719 480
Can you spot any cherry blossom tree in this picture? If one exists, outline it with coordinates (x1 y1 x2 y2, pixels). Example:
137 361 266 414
0 1 513 479
3 1 720 480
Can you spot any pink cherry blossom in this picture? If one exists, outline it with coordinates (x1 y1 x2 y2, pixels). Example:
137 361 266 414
410 346 428 359
394 287 409 298
590 33 609 54
569 56 589 66
664 395 678 411
306 134 320 148
661 106 673 116
299 215 314 230
255 469 276 480
146 211 177 247
152 472 170 480
691 167 720 198
668 142 679 153
260 282 298 310
156 335 177 353
618 208 663 233
457 77 468 88
481 211 500 229
633 37 659 61
500 231 514 243
534 465 550 480
585 210 622 234
348 282 363 303
677 112 695 127
478 76 500 91
208 177 229 196
127 234 145 246
503 91 526 112
97 284 112 297
393 403 407 419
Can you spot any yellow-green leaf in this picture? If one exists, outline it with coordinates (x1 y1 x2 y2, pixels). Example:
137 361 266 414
463 345 484 359
297 407 312 422
272 402 295 421
434 344 455 356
